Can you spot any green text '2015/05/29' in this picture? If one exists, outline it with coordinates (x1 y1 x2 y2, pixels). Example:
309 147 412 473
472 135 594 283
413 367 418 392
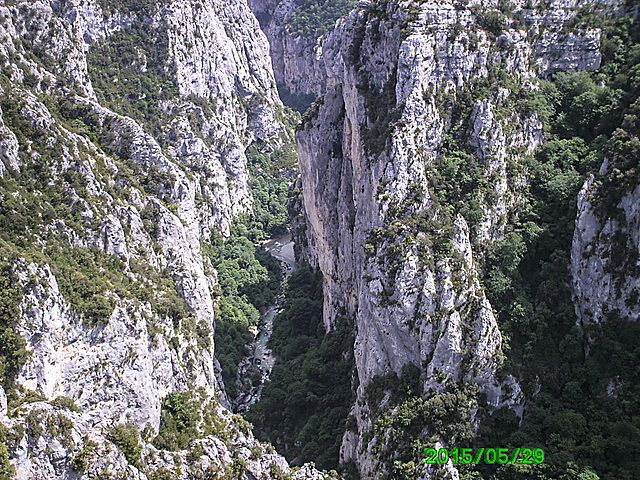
424 447 544 466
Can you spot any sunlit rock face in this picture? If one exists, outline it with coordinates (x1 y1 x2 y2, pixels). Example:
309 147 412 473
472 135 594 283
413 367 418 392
290 0 621 476
0 0 326 478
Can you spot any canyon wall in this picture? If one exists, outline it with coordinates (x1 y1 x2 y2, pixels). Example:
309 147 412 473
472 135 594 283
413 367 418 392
0 0 321 478
289 0 626 476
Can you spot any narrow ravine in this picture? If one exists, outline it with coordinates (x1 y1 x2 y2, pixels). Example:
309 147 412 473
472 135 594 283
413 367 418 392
235 233 297 411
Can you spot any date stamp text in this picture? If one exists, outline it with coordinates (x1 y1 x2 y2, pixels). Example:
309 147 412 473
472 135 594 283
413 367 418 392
424 447 544 465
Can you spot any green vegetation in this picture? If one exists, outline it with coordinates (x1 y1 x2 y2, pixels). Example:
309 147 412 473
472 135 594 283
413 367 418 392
0 424 22 458
12 240 189 327
466 12 640 480
108 423 142 467
153 391 200 451
51 396 81 412
593 18 640 220
0 422 19 479
428 144 493 230
87 20 179 136
287 0 356 39
0 442 14 480
97 0 160 16
366 372 478 480
206 226 282 400
364 363 422 417
245 142 298 241
72 439 98 473
0 265 29 400
246 266 355 471
46 412 74 449
25 409 44 440
153 389 234 451
148 467 177 480
472 6 507 36
47 245 121 325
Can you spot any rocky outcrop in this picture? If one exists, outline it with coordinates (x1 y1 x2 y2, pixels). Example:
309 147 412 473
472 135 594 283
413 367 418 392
292 0 619 477
1 0 287 233
250 0 623 99
13 261 198 435
248 0 328 97
572 172 640 327
0 107 20 177
3 260 326 478
1 261 325 480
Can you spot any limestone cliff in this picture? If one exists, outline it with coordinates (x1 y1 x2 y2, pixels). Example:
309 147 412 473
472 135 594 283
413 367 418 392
291 0 622 477
248 0 331 97
572 165 640 328
0 0 319 478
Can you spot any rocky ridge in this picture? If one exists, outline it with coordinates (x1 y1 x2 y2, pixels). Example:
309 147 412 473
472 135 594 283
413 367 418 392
572 167 640 328
289 0 624 477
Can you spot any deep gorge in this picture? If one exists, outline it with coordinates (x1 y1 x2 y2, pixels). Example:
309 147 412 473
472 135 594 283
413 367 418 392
0 0 638 480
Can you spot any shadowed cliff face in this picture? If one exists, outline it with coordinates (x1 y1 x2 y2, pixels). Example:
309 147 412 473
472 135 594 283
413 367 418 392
572 174 640 328
247 0 335 99
287 0 630 477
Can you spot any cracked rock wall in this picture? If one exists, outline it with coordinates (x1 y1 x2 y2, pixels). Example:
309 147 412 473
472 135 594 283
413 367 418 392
572 170 640 327
0 0 324 478
291 0 621 477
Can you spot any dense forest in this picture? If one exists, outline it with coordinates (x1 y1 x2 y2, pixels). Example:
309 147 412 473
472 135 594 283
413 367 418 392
472 14 640 480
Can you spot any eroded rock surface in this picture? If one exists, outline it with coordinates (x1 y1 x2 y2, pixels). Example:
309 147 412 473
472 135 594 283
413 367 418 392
291 0 622 476
0 0 322 478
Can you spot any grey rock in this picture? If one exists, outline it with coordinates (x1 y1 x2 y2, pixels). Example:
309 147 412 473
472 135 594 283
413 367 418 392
0 385 6 419
0 107 20 175
572 176 640 326
249 0 328 97
0 0 320 478
293 0 609 476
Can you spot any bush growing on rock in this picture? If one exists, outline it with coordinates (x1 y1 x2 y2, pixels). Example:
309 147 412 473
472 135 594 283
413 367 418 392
108 423 141 468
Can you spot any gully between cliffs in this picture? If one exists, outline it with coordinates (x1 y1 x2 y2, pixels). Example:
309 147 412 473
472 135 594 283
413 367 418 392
235 233 297 411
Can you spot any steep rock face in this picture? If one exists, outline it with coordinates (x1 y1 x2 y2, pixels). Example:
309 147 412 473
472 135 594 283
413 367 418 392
0 0 322 478
0 107 20 176
6 0 286 235
249 0 621 98
14 262 183 429
292 0 619 476
248 0 328 97
0 0 283 372
572 172 640 327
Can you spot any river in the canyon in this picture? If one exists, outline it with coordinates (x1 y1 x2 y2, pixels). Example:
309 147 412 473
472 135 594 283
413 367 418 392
235 233 297 411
